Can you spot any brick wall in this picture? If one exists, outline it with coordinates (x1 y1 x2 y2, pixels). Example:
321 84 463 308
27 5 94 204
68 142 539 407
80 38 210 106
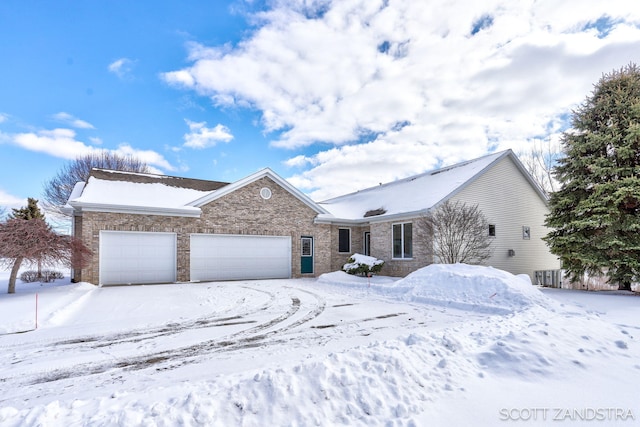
369 218 433 277
328 225 369 272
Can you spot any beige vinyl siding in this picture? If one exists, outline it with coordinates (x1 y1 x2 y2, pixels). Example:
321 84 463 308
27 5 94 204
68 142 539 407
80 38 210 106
447 155 560 280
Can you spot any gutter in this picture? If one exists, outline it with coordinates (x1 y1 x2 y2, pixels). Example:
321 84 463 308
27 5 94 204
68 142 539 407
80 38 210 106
67 201 202 218
314 208 430 225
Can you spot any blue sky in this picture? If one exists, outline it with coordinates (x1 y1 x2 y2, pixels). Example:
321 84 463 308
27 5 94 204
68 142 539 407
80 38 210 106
1 0 639 214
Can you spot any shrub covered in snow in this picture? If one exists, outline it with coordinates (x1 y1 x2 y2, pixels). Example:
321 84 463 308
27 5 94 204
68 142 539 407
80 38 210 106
342 253 384 276
19 270 64 283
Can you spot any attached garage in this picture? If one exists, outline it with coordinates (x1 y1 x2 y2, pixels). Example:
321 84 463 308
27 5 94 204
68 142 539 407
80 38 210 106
99 231 177 285
190 234 291 281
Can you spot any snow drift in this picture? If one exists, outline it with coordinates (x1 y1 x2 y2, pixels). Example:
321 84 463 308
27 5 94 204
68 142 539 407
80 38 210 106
395 263 552 314
321 263 552 314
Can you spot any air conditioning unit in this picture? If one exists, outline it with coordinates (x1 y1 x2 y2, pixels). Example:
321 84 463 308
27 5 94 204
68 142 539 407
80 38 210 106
534 270 564 288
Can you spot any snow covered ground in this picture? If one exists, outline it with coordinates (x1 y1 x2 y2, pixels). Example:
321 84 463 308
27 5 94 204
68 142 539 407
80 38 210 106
0 264 638 426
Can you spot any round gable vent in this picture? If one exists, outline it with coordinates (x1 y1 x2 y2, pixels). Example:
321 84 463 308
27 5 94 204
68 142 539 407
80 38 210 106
260 187 272 200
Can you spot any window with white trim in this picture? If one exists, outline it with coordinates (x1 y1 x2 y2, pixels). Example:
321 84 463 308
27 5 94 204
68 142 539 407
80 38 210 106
338 228 351 253
301 237 313 256
392 223 412 259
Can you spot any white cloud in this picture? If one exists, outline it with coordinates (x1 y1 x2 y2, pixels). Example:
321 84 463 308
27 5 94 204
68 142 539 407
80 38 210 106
108 57 135 79
0 113 8 123
13 128 100 159
0 188 25 211
164 0 640 197
287 127 489 200
51 112 95 129
283 154 311 168
183 119 233 149
115 143 176 171
8 128 175 172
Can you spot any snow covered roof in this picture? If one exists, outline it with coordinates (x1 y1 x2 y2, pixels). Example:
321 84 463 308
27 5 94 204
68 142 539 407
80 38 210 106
67 150 541 221
317 150 530 222
68 169 228 217
67 168 330 217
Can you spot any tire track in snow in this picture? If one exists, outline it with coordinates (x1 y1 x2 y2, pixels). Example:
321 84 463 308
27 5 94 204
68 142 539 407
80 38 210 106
14 286 326 387
54 284 279 348
0 284 276 355
0 284 280 391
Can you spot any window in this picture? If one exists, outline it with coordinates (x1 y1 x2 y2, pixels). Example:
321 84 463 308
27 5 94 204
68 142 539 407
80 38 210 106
338 228 351 253
363 232 371 256
488 224 496 237
260 187 272 199
301 237 313 256
522 226 531 240
393 223 413 259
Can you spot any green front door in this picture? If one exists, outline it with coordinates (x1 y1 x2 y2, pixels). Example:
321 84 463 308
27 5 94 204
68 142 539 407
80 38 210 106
301 236 314 274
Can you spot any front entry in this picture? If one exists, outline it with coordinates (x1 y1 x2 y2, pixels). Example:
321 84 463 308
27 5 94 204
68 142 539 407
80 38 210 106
301 236 314 274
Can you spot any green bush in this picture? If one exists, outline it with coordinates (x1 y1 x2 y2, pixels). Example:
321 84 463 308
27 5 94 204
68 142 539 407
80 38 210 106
342 254 384 276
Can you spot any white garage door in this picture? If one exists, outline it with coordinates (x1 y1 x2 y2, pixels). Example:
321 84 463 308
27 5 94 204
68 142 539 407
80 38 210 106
190 234 291 281
100 231 176 285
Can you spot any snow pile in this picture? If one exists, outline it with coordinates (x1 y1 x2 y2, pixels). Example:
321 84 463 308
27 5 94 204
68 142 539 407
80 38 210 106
63 334 473 427
395 264 552 314
321 263 553 314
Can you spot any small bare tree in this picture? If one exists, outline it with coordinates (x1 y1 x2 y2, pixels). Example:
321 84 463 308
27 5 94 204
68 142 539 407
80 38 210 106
519 138 562 195
421 200 492 264
42 152 150 216
0 218 91 293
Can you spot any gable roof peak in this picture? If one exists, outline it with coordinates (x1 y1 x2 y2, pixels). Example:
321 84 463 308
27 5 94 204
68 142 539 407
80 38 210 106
318 150 515 221
323 149 511 204
189 167 330 215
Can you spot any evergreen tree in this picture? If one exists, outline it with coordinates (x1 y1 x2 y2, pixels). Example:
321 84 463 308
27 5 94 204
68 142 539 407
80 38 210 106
9 197 46 220
545 63 640 290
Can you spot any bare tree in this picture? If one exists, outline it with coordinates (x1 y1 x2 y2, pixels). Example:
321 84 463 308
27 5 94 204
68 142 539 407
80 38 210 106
43 152 150 216
519 138 562 195
0 217 91 294
421 200 493 264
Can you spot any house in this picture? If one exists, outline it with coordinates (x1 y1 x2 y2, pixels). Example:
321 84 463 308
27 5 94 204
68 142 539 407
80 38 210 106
67 149 560 285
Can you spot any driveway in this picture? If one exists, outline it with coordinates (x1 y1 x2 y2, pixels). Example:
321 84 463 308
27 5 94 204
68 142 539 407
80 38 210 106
0 278 479 408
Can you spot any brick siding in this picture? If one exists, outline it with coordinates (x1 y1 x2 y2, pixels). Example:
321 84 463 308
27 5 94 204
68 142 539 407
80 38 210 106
369 219 433 277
